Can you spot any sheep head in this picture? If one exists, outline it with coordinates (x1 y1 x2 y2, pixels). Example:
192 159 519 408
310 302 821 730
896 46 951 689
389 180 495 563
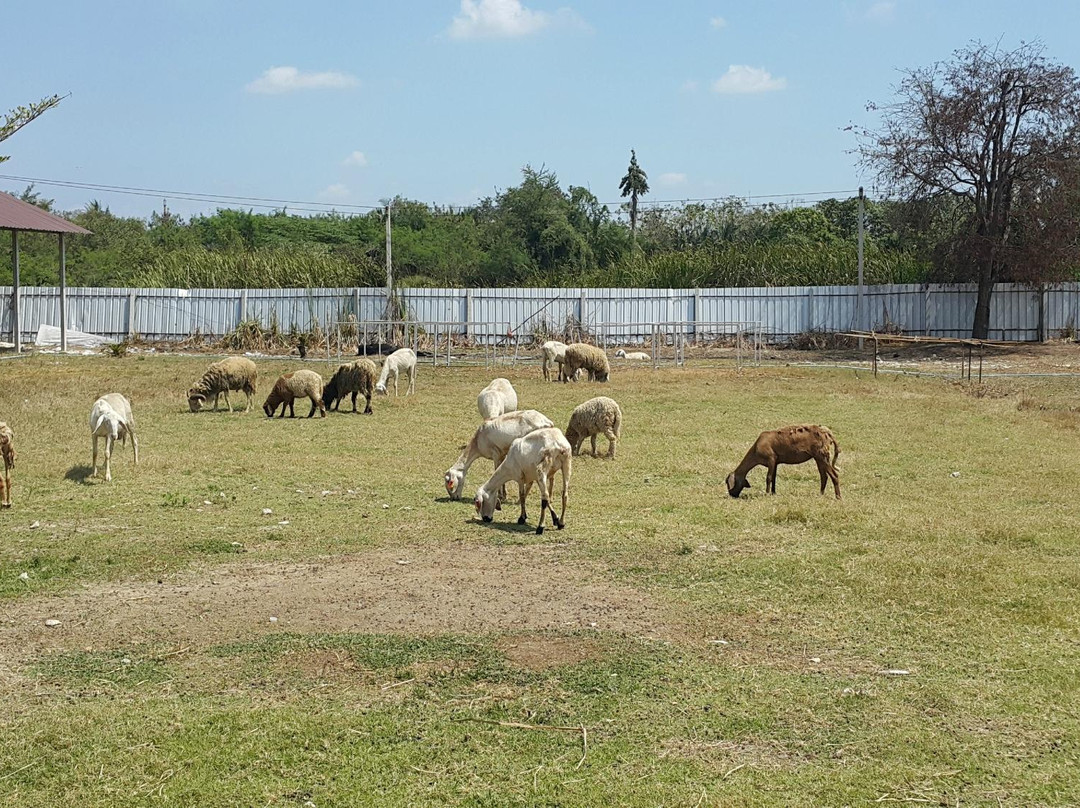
187 391 206 412
445 468 464 500
474 488 496 522
725 472 751 498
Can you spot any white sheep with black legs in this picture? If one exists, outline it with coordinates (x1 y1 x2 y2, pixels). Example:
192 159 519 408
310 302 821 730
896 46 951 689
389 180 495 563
564 396 622 458
445 409 554 500
90 394 139 482
375 348 417 396
477 378 518 420
474 427 572 535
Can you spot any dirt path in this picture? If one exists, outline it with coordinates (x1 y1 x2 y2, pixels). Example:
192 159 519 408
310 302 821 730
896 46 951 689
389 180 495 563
0 544 675 669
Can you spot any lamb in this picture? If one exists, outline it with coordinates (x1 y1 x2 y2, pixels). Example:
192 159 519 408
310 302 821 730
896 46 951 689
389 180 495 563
564 396 622 458
726 425 841 500
561 343 610 383
187 356 258 413
477 378 518 420
263 369 326 418
323 359 378 414
445 409 554 500
375 348 417 396
0 422 14 508
474 427 572 535
541 340 568 382
89 394 139 482
615 349 651 361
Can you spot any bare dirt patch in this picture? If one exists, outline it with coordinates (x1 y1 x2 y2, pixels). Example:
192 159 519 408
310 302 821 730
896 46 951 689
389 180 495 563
0 544 675 671
495 635 605 671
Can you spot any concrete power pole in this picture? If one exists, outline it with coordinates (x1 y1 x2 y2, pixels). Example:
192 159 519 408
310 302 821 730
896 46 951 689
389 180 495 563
857 186 865 349
384 203 393 321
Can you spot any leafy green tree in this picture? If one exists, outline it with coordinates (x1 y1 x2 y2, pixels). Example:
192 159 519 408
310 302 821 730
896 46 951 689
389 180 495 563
619 149 649 245
0 95 62 164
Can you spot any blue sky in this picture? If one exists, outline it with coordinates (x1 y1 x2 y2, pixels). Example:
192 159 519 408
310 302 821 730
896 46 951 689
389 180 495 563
3 0 1079 218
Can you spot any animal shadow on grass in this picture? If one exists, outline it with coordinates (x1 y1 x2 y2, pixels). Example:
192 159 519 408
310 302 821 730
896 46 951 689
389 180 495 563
65 465 95 485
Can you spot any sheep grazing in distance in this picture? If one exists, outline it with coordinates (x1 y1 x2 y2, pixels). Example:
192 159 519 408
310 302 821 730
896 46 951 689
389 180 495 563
565 396 622 458
474 427 572 535
89 394 139 482
323 359 378 414
726 425 841 500
445 409 555 500
187 356 258 413
477 378 518 420
0 422 15 508
562 343 610 383
375 348 417 396
263 369 326 418
541 340 568 382
615 349 651 361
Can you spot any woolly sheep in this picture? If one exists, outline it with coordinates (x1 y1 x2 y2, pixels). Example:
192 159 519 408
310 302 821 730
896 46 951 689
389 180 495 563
477 378 518 420
474 427 572 534
187 356 258 413
263 369 326 418
375 348 417 396
323 359 378 414
561 343 610 383
445 409 554 500
614 349 650 361
0 422 14 508
564 396 622 458
726 424 841 500
89 393 139 482
541 340 568 382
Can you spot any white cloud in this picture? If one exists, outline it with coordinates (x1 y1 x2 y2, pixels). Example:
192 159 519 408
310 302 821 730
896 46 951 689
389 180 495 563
317 184 351 202
342 151 368 167
447 0 583 39
246 66 359 94
865 1 896 22
659 172 687 186
712 65 787 94
709 16 727 29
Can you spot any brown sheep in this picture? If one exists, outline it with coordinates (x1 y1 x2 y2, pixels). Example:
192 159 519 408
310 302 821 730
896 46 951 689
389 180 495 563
323 359 378 414
188 357 258 413
263 369 326 418
561 343 610 383
726 425 840 499
0 422 14 508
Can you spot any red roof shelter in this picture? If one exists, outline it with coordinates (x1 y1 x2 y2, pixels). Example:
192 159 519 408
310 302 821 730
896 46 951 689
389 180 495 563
0 192 90 352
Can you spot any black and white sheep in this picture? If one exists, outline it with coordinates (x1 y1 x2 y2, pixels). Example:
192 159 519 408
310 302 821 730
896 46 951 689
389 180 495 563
474 427 572 534
564 396 622 458
445 409 554 500
187 356 258 413
263 369 326 418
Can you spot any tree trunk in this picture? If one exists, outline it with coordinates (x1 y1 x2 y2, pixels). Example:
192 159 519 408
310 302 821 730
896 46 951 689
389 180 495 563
971 258 994 339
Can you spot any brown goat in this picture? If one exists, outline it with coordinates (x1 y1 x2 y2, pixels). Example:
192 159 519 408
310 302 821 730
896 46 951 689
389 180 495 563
726 425 840 499
0 422 14 508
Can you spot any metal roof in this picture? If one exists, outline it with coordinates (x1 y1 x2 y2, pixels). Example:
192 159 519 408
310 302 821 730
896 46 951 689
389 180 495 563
0 192 90 234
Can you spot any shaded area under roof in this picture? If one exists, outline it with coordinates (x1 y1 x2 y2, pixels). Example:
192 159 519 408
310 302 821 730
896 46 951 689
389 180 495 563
0 191 90 234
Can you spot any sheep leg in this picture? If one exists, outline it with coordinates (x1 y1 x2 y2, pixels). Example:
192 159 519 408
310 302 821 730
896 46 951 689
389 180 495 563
535 475 552 534
130 428 139 466
223 391 233 413
407 367 415 395
817 458 841 500
91 436 99 478
590 435 598 457
350 391 358 413
557 465 568 529
605 430 617 459
307 397 317 418
766 462 777 494
103 436 113 482
542 358 549 382
244 392 252 413
0 471 6 508
363 393 373 414
517 480 531 525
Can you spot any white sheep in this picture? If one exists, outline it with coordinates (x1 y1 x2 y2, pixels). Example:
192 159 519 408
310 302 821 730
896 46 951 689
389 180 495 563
375 348 417 396
614 349 651 361
541 340 568 382
89 393 139 482
474 427 572 534
477 378 518 420
564 396 623 458
445 409 554 500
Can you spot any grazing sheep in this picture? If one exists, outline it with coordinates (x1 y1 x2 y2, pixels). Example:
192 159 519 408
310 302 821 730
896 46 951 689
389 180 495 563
474 427 572 535
445 409 555 500
89 394 139 482
561 343 610 383
614 349 651 361
726 425 841 500
564 396 622 459
187 356 258 413
323 359 378 414
263 369 326 418
0 422 14 508
375 348 417 397
477 378 518 420
541 340 568 382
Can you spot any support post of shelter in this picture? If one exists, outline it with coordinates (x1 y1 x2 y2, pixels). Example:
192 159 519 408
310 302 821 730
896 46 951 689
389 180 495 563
11 231 20 353
59 232 67 353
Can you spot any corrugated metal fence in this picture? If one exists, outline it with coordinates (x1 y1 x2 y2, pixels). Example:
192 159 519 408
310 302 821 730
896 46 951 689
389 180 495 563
3 283 1078 344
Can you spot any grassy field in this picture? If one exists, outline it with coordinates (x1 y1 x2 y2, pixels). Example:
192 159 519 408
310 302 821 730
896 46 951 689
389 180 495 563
0 352 1078 806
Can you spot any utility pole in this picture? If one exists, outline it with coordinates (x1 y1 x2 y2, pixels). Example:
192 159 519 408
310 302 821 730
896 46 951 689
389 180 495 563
384 202 393 320
857 186 865 349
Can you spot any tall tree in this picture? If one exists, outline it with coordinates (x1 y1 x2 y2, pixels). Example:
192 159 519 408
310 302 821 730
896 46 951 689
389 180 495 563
857 41 1080 338
619 149 649 245
0 95 63 164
